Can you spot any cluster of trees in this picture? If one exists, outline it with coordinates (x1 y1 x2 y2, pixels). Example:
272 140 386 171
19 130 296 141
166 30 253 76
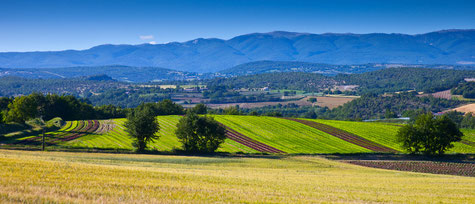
323 92 462 120
125 103 225 153
322 89 357 96
211 104 317 118
336 68 475 94
203 85 281 104
88 87 174 108
451 82 475 99
0 93 102 123
205 72 337 92
0 92 191 125
443 111 475 129
0 76 122 97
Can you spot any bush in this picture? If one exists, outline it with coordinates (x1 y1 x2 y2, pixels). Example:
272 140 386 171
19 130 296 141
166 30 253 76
307 98 317 103
175 113 226 153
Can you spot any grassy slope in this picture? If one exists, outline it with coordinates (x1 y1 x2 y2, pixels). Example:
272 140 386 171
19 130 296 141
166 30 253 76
312 119 475 154
0 150 474 203
64 116 258 153
455 129 475 153
214 115 371 153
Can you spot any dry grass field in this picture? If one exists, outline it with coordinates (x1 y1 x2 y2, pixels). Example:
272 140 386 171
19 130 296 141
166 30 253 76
453 103 475 114
0 150 474 203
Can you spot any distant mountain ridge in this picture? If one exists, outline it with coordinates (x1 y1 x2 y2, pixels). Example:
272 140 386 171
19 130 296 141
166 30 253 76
0 65 203 82
0 29 474 73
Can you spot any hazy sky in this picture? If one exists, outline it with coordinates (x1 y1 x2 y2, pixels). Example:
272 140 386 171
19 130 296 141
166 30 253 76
1 0 474 52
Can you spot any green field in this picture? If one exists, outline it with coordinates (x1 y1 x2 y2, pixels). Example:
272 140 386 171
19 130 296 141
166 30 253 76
213 115 372 153
64 116 258 153
3 115 474 154
311 119 475 153
0 150 473 203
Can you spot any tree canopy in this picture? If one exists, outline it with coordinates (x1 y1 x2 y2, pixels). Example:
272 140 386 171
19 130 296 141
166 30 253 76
175 113 226 153
397 113 463 155
124 104 160 152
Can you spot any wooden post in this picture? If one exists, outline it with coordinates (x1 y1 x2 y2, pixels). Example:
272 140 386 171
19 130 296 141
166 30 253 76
42 128 45 151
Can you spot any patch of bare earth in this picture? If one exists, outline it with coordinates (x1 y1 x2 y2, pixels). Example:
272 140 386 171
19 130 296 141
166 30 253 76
345 160 475 177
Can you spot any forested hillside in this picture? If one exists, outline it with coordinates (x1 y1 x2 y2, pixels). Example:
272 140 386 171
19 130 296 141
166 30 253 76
205 68 475 94
337 68 475 94
206 72 336 92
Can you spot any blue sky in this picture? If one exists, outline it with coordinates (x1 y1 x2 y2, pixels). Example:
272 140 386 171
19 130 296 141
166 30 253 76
0 0 474 52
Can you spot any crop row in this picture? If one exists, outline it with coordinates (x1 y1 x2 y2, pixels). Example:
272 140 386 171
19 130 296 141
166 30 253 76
213 115 371 154
288 118 398 153
346 160 475 177
15 120 100 145
220 123 285 153
94 120 116 134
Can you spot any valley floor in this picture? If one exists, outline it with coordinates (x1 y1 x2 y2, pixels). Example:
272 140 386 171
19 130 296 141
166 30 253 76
0 150 474 203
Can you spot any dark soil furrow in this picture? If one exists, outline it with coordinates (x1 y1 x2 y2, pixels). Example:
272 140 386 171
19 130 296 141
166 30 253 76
285 118 398 153
218 123 285 153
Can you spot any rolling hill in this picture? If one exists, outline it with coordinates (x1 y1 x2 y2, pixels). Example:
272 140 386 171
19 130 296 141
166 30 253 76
0 29 474 73
4 115 475 154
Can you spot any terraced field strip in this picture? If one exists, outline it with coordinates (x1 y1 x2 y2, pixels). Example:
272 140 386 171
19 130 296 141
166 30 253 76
220 123 285 153
52 120 100 142
214 116 371 154
286 118 398 153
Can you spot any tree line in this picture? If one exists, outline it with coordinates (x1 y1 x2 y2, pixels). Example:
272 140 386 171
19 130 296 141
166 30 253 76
451 82 475 99
0 93 184 124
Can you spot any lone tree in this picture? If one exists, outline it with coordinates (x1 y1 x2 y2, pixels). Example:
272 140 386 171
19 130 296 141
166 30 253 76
397 113 463 155
124 104 160 152
307 97 317 103
175 112 226 153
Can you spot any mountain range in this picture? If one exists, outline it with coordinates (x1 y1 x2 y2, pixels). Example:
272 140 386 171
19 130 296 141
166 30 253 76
0 29 474 73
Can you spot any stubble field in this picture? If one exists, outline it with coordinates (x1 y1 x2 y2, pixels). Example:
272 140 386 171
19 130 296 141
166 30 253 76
0 150 474 203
